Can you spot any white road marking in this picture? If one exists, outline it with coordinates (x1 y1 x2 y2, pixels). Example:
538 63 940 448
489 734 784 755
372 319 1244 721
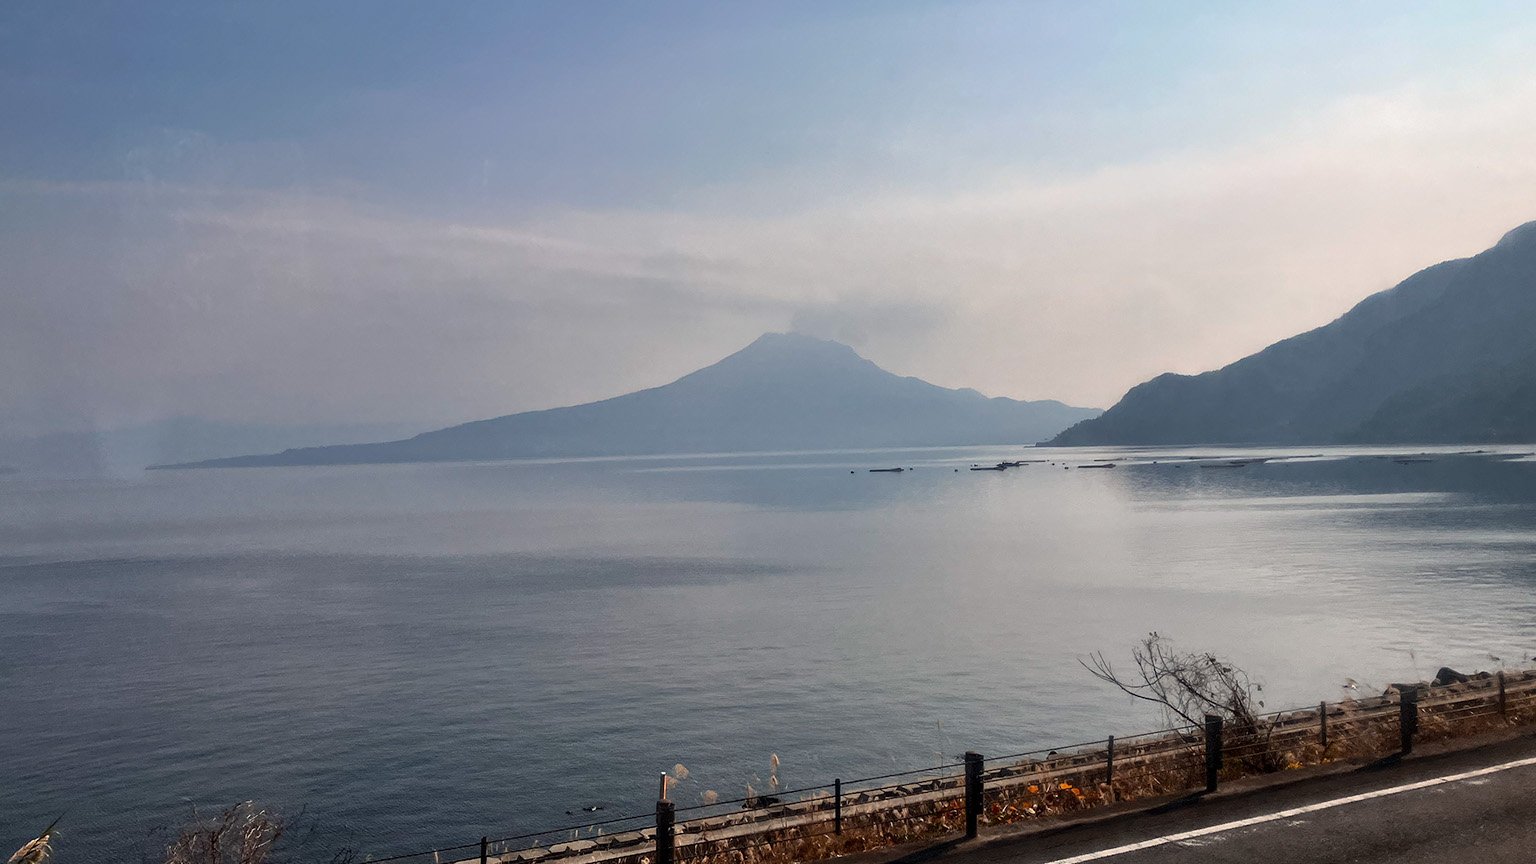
1037 754 1536 864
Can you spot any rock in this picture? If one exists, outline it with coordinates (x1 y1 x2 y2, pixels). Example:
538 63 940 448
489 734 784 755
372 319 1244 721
1434 667 1470 686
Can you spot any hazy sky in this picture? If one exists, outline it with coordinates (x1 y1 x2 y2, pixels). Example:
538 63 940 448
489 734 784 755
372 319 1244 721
6 1 1536 435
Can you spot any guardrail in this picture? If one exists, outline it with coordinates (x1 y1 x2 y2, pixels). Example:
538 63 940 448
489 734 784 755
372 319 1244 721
364 669 1536 864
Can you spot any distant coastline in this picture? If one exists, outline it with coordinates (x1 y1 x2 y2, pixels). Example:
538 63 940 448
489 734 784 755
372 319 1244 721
158 333 1099 470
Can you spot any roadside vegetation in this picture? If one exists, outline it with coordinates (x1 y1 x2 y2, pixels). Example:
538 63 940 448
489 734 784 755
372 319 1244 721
14 636 1534 864
1083 632 1283 772
7 804 324 864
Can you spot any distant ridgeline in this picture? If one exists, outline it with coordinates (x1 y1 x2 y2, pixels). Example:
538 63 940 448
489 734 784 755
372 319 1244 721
162 333 1099 468
1053 220 1536 446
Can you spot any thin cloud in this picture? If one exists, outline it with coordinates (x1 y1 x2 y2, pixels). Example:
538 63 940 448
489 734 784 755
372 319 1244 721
5 74 1536 434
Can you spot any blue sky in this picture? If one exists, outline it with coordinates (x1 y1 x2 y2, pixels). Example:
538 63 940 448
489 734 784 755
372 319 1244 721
4 1 1536 433
10 2 1520 205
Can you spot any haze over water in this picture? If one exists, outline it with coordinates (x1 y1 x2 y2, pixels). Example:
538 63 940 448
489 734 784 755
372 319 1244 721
4 445 1535 861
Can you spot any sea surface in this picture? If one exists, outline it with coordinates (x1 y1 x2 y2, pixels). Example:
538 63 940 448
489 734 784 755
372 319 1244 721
4 445 1536 862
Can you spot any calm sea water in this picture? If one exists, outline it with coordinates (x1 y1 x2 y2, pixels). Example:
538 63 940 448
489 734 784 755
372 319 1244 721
4 445 1536 861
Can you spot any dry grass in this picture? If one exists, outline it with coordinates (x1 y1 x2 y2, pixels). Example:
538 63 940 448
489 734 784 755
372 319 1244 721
453 678 1536 864
7 805 287 864
6 818 59 864
25 674 1506 864
676 794 968 864
162 802 284 864
661 676 1536 864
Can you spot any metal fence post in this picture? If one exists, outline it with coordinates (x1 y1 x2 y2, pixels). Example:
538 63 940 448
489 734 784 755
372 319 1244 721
834 778 842 835
656 800 675 864
964 752 984 839
1499 671 1508 717
480 836 488 864
1203 714 1223 793
1319 702 1328 751
1400 687 1419 755
1105 735 1115 789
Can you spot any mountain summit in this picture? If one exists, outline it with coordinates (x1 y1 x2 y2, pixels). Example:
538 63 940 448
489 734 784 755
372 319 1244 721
166 333 1098 467
1052 220 1536 445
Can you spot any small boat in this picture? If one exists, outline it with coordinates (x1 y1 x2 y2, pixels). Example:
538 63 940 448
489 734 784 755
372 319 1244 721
970 465 1007 471
1076 463 1116 469
869 467 905 473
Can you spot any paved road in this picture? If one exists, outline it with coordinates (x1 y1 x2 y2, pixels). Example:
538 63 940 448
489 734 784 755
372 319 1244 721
894 734 1536 864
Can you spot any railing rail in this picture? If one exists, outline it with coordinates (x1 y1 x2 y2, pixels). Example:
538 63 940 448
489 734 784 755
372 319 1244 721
357 669 1536 864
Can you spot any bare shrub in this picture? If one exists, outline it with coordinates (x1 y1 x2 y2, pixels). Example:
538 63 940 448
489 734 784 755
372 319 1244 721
162 803 283 864
1082 632 1281 772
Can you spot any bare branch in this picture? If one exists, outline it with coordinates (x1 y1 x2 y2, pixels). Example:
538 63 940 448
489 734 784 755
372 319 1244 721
163 803 283 864
1080 633 1279 770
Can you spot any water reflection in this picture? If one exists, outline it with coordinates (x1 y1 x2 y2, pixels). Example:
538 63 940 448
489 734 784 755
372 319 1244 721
2 445 1535 862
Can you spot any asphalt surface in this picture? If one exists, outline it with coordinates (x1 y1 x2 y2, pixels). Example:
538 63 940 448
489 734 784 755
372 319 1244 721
872 733 1536 864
